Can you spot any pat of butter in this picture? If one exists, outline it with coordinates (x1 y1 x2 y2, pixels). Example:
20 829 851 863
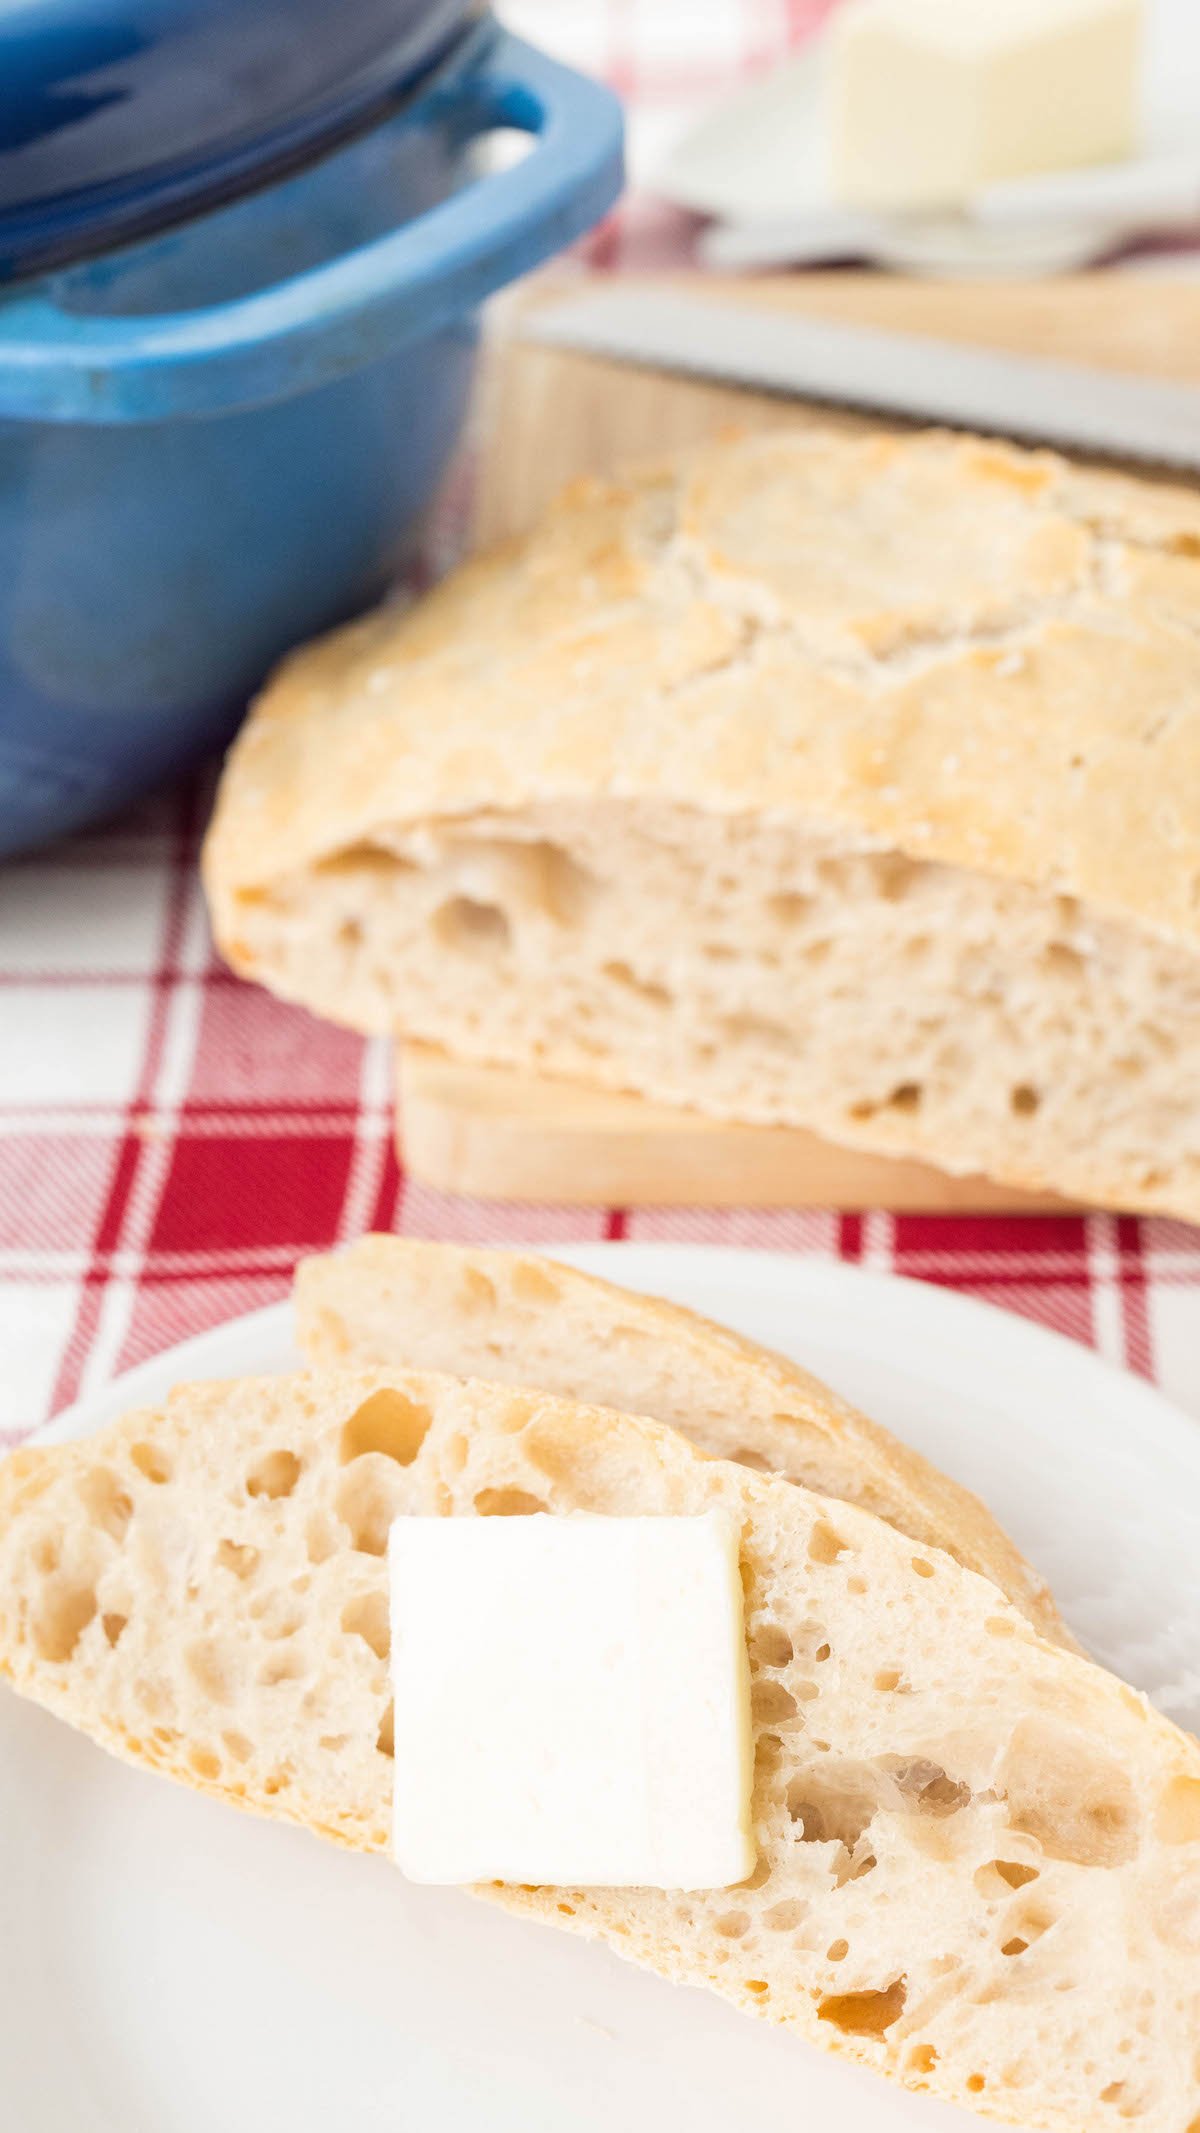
830 0 1143 213
388 1511 755 1889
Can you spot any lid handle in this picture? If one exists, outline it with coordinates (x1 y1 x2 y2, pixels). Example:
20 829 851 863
0 26 624 422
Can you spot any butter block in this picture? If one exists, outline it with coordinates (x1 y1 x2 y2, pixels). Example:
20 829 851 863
830 0 1143 213
388 1511 755 1889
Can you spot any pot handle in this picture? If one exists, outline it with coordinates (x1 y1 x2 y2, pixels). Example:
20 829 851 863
0 25 624 422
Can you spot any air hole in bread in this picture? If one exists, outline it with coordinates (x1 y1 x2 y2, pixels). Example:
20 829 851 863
764 1899 807 1931
815 1643 831 1663
247 1584 303 1634
753 1681 799 1725
259 1647 307 1688
308 1307 350 1359
818 1980 906 2037
839 1848 878 1886
787 1766 878 1849
509 1261 561 1306
473 1487 548 1516
787 1792 829 1845
911 1557 935 1579
222 1730 253 1764
262 1773 290 1796
966 2075 986 2094
1155 1775 1200 1844
1009 1902 1056 1946
884 1757 971 1817
750 1623 794 1667
1010 1084 1041 1117
999 1720 1138 1867
78 1467 133 1541
34 1580 97 1663
557 1902 575 1915
130 1442 171 1485
767 891 812 924
306 1514 338 1564
847 1575 868 1595
246 1449 301 1500
336 1464 407 1555
908 2044 938 2076
216 1539 259 1580
377 1702 395 1758
1001 1937 1028 1957
188 1747 221 1782
1044 939 1085 977
744 1980 769 1996
459 1266 497 1310
874 1669 903 1692
827 1939 849 1962
976 1859 1040 1896
433 896 511 955
102 1612 128 1648
33 1536 58 1574
722 1012 790 1048
715 1910 750 1939
185 1640 237 1706
602 959 672 1008
888 1082 922 1113
809 1521 849 1566
986 1614 1016 1637
734 1447 772 1472
342 1591 390 1661
340 1390 430 1469
756 1733 784 1773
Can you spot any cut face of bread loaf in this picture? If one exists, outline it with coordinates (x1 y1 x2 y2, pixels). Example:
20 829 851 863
203 428 1200 1220
296 1235 1070 1644
1 1370 1198 2132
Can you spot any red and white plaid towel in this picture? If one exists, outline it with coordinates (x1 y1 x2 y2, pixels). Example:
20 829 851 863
3 0 1200 1447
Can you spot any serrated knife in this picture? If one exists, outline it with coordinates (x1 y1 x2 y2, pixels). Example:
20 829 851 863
525 285 1200 474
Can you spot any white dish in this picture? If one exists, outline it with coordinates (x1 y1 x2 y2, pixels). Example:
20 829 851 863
4 1244 1199 2132
659 23 1200 278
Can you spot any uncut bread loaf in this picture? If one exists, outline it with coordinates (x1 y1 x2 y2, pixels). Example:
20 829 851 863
202 428 1200 1220
296 1235 1068 1643
0 1370 1198 2131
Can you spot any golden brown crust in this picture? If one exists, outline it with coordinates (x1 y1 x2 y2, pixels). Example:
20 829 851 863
204 428 1200 948
296 1235 1073 1647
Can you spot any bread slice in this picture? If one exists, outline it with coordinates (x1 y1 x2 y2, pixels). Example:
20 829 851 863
202 427 1200 1220
296 1235 1069 1644
1 1369 1197 2131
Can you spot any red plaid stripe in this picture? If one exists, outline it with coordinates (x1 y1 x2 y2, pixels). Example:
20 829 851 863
3 0 1200 1444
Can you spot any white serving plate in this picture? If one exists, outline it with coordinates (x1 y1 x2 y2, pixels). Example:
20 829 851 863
657 4 1200 278
3 1244 1199 2132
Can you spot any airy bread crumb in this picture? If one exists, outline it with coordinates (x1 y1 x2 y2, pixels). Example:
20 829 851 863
2 1367 1198 2130
295 1235 1069 1644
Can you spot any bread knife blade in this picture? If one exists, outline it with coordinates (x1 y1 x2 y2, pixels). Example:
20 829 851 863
524 286 1200 474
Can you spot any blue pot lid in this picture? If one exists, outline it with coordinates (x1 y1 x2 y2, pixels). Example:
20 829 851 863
0 0 479 280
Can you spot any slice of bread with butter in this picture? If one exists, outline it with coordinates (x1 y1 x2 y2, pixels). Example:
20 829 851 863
296 1235 1071 1645
203 429 1200 1225
1 1368 1198 2131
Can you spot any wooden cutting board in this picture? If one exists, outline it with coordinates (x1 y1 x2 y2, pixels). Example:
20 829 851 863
397 272 1200 1210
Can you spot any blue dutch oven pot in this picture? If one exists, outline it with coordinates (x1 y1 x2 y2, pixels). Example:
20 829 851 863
0 16 623 855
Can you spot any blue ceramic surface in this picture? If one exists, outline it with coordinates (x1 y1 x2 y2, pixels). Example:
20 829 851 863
0 0 476 278
0 21 624 855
